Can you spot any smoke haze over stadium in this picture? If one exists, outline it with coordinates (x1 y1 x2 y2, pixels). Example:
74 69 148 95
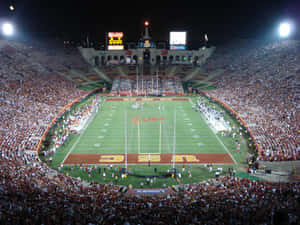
0 0 299 43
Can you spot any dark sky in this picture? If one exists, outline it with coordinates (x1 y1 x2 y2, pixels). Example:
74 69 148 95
0 0 299 44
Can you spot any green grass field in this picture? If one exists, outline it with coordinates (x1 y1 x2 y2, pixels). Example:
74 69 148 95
65 98 231 155
50 97 251 188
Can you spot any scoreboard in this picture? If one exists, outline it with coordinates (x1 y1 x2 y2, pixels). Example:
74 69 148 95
108 32 124 50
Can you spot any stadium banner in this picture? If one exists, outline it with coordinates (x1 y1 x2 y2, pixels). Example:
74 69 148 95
114 75 182 79
133 189 169 194
125 50 132 55
161 50 168 55
170 45 186 50
106 98 124 101
108 45 124 50
126 188 173 196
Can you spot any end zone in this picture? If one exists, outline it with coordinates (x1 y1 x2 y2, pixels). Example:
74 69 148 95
63 153 235 165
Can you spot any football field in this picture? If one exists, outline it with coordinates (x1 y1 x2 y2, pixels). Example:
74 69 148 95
62 97 236 165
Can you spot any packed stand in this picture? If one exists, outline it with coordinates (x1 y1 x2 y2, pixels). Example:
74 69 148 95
0 39 90 80
204 39 300 161
0 40 299 224
1 172 299 224
45 97 99 158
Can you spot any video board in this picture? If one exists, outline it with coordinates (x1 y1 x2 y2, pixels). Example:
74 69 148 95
170 31 187 50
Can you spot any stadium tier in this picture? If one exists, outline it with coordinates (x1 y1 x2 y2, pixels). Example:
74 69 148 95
0 38 299 224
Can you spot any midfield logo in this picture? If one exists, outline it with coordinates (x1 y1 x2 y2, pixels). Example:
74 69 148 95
132 116 165 124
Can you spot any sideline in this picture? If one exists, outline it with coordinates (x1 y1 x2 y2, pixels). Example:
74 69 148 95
189 97 237 165
61 106 99 164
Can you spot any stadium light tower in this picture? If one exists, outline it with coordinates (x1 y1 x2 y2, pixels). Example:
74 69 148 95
279 22 291 38
2 23 14 36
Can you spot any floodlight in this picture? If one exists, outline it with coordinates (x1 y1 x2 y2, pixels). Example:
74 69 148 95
144 21 149 27
2 23 13 36
279 22 291 37
9 5 15 11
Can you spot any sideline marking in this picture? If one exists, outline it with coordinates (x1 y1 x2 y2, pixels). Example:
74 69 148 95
61 108 98 164
159 120 162 153
188 97 237 164
138 119 141 154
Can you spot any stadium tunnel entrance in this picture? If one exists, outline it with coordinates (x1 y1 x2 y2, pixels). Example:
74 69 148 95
143 49 151 64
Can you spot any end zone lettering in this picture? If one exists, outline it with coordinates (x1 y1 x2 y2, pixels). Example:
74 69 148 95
64 153 234 164
99 155 124 163
138 154 161 162
172 155 200 162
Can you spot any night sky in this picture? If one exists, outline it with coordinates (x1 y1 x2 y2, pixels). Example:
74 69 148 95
0 0 299 45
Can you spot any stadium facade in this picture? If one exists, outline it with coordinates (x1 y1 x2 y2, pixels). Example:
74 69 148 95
78 22 215 73
79 46 215 67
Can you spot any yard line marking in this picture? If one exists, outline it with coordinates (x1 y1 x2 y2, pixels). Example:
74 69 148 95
69 147 223 151
138 119 141 154
76 143 220 146
162 105 171 154
172 109 177 168
159 119 162 154
84 135 216 138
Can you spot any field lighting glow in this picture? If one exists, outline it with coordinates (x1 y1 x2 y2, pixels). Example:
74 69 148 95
279 22 291 37
2 23 13 36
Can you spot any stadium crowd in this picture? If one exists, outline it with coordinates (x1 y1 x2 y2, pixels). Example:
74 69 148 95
47 97 99 158
205 40 300 161
0 39 299 224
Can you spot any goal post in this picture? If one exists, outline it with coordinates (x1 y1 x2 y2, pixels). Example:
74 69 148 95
172 109 176 169
124 109 128 169
159 119 162 154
